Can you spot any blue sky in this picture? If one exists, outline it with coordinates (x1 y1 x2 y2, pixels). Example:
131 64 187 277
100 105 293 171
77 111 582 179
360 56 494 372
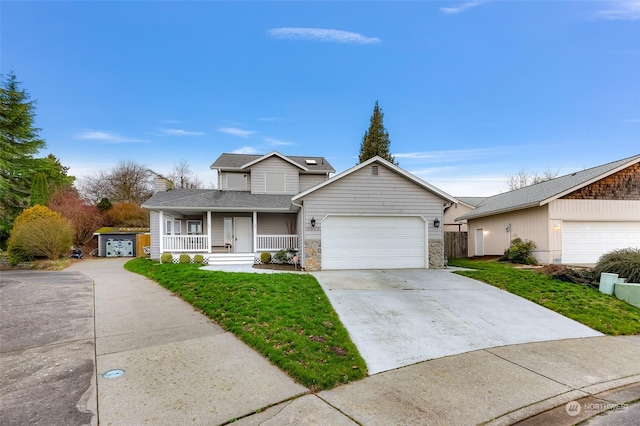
2 1 639 196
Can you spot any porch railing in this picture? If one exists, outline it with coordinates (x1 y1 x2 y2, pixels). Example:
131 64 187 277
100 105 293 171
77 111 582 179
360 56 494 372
162 235 209 252
257 235 297 251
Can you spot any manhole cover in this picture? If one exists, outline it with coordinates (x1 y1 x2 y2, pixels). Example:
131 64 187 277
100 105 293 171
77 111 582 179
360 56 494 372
102 369 125 379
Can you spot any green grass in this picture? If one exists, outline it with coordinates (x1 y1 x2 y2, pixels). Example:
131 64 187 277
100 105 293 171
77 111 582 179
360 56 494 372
448 258 640 335
125 258 367 390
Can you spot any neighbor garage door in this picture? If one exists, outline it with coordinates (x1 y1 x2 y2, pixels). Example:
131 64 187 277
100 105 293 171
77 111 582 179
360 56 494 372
562 221 640 264
321 215 427 270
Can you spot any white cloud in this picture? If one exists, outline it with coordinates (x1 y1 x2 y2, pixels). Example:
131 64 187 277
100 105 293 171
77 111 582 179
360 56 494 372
440 1 484 15
77 130 147 143
395 147 513 162
161 128 205 136
268 28 380 44
232 146 259 154
265 137 294 146
217 127 257 138
595 1 640 20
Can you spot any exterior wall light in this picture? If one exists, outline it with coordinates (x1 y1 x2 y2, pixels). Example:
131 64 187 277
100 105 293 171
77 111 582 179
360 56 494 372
433 218 440 228
310 217 316 228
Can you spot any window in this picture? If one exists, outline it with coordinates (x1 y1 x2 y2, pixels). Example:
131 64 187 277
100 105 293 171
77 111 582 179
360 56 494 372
227 173 247 190
224 218 233 246
187 220 202 235
165 219 181 235
266 172 285 192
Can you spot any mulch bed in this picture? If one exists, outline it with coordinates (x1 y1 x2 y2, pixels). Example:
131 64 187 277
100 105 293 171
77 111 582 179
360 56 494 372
253 263 301 271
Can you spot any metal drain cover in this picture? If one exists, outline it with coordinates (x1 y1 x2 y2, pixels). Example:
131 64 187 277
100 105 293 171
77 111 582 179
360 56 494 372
102 369 125 379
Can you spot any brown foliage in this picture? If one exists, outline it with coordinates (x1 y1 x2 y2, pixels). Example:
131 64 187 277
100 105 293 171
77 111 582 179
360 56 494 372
105 202 150 227
49 191 104 245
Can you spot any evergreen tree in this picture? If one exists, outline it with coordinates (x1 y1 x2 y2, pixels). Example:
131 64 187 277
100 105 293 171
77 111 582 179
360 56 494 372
30 172 49 206
358 101 397 165
0 71 46 245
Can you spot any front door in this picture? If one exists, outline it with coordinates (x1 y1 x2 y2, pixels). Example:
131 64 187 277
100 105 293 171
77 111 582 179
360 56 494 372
234 217 252 253
475 228 484 257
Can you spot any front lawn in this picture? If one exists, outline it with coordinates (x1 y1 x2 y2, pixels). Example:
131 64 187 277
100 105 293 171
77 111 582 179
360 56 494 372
124 258 367 390
448 258 640 335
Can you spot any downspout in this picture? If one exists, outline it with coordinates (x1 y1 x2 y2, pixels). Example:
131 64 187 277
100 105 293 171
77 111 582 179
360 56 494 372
291 199 304 269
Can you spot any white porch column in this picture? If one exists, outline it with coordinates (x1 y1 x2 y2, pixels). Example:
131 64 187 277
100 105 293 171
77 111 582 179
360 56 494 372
207 210 212 254
253 211 258 252
159 210 164 253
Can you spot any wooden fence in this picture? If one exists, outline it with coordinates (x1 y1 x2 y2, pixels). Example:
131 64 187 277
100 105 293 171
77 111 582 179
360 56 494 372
444 232 468 260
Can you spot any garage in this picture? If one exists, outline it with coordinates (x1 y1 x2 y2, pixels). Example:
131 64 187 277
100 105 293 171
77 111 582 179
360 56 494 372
562 221 640 264
321 215 427 270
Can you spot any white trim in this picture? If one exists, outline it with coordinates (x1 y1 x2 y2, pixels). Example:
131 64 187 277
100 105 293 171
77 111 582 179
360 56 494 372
207 210 212 254
253 211 258 253
159 210 164 253
241 151 309 171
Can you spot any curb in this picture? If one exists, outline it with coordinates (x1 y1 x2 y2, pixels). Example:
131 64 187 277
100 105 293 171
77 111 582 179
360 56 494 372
485 377 640 425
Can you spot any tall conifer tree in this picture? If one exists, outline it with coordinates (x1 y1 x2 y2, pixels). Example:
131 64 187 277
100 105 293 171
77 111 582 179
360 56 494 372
0 71 46 244
358 101 397 165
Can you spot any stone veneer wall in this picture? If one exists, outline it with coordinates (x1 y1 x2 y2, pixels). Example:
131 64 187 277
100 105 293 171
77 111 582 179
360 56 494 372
304 239 321 271
429 239 445 269
562 163 640 200
303 238 445 270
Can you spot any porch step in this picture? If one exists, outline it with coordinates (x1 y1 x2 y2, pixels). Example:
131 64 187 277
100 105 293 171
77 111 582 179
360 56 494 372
206 253 255 266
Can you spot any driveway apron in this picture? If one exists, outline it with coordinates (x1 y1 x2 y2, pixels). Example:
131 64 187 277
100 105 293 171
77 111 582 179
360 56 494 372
311 269 603 374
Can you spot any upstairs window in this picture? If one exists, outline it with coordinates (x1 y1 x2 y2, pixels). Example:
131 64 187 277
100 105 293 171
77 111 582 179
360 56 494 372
265 172 285 192
227 173 247 190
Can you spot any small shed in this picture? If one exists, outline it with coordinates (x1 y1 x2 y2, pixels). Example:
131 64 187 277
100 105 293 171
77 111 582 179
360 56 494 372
93 227 151 257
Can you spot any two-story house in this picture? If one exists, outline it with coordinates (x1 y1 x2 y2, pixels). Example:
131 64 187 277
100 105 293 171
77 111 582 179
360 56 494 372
142 151 458 270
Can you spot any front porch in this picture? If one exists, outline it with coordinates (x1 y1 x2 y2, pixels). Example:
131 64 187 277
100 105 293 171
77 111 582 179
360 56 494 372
161 234 298 253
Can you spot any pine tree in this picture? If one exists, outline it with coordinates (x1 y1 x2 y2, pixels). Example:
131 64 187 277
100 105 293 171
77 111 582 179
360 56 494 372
358 101 397 165
0 71 46 245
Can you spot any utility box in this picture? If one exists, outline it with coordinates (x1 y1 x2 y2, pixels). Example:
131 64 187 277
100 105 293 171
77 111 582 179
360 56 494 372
599 272 618 296
106 239 134 257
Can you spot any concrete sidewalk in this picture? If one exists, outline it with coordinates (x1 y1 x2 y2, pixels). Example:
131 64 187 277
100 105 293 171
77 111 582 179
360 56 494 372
2 258 640 425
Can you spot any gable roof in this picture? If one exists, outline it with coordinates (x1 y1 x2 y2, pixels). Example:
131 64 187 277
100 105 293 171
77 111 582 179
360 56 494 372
292 156 458 203
142 189 295 212
455 197 486 208
210 152 335 173
458 154 640 221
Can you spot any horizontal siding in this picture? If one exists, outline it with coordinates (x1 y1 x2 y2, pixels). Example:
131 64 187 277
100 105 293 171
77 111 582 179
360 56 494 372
299 164 444 239
256 213 296 234
467 206 550 261
299 174 327 192
150 210 160 259
443 203 474 232
550 199 640 220
220 172 251 191
250 157 300 194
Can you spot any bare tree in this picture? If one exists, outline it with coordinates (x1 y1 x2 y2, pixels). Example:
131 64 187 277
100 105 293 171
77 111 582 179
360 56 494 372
505 168 559 191
167 160 203 189
78 160 153 205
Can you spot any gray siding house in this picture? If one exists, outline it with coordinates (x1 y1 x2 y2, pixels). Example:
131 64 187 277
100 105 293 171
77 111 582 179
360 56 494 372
142 152 457 270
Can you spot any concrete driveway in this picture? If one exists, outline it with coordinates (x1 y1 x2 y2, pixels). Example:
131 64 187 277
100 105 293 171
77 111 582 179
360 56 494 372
311 268 603 374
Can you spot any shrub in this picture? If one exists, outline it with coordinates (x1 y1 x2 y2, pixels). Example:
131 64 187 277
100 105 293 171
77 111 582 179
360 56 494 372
179 254 191 264
8 206 65 265
273 249 289 263
260 252 272 263
8 216 74 265
193 254 204 264
500 238 537 265
160 252 173 264
594 248 640 283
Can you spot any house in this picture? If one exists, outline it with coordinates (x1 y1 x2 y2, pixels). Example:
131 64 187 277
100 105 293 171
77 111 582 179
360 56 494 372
142 151 457 270
457 154 640 265
443 197 485 232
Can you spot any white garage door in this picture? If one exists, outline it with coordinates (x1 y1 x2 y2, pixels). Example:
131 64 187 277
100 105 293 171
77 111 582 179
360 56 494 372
321 216 427 270
562 222 640 264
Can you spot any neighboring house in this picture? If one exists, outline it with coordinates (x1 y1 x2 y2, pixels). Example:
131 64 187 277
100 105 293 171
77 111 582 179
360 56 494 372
457 154 640 265
142 152 457 270
443 197 484 232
